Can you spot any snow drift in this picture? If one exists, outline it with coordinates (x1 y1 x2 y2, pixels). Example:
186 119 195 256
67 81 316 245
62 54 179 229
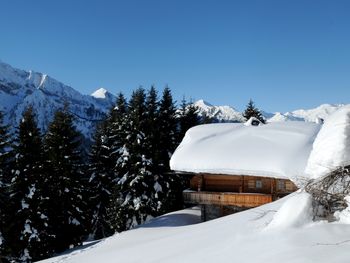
267 192 313 229
305 105 350 179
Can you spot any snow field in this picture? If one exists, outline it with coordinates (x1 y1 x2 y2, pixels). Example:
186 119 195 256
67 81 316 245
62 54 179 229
39 194 350 263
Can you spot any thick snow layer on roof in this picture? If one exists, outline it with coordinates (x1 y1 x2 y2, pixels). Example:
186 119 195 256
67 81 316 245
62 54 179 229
305 105 350 179
170 121 321 180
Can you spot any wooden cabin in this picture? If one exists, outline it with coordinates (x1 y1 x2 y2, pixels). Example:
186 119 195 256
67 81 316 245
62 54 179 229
182 173 298 220
170 119 321 221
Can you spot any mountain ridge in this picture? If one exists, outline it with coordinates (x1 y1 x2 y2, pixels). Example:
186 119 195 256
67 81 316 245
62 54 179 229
194 99 347 123
1 60 348 139
0 61 115 139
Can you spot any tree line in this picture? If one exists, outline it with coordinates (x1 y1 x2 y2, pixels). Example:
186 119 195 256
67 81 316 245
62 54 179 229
0 86 202 262
0 86 265 262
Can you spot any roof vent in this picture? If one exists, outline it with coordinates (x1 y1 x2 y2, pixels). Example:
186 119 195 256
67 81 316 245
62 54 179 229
244 117 261 126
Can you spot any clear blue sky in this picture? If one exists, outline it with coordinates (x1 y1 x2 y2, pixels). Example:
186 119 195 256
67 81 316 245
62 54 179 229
1 0 350 112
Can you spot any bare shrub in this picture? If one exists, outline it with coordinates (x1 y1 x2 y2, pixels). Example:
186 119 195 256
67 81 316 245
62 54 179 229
305 165 350 220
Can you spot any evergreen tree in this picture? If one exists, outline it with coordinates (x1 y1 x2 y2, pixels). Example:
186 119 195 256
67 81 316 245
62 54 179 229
88 93 128 238
88 123 115 239
143 86 176 215
155 87 183 212
242 99 266 124
178 97 201 141
113 88 155 231
43 106 88 253
157 87 178 169
0 111 12 260
201 113 214 124
144 86 159 160
8 106 50 262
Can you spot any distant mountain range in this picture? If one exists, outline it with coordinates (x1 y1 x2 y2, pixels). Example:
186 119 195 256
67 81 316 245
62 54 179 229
0 61 115 139
0 61 347 139
194 99 346 123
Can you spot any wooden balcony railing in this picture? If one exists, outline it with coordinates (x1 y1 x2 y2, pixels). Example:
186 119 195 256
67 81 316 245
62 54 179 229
183 191 272 208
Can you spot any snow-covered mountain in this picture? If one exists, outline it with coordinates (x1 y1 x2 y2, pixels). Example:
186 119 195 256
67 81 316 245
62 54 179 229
1 60 347 139
0 61 115 138
193 100 245 122
193 99 347 123
289 103 346 122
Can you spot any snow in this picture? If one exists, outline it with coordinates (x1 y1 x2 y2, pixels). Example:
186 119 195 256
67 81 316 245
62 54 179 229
267 192 313 229
0 61 116 138
334 196 350 224
305 105 350 179
193 100 245 122
91 88 108 99
20 248 31 261
21 200 29 209
170 122 321 181
69 218 81 226
27 185 36 199
39 196 350 263
193 99 347 124
267 112 304 122
0 59 348 139
291 103 345 122
153 181 162 192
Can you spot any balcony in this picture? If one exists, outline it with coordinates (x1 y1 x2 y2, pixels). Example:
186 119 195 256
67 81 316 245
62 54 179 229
183 191 272 208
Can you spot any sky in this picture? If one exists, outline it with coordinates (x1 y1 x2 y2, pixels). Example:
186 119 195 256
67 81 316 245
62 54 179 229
1 0 350 112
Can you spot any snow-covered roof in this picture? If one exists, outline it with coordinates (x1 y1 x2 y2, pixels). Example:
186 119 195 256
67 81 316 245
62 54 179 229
170 121 321 180
305 105 350 179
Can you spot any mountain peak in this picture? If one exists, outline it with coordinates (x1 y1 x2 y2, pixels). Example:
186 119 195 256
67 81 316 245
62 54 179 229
193 99 245 123
194 99 213 107
91 88 110 99
0 61 115 139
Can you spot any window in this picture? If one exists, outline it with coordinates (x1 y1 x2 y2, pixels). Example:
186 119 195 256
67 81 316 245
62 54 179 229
255 180 262 189
286 181 294 191
277 180 285 191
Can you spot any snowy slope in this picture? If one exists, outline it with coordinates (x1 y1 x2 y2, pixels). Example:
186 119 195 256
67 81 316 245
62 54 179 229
39 193 350 263
170 121 320 181
0 61 115 138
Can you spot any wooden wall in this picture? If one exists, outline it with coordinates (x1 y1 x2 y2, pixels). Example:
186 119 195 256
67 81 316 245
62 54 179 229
189 173 297 196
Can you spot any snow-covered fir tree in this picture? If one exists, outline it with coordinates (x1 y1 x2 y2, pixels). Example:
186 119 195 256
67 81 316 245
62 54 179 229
144 87 164 210
43 105 88 253
88 124 115 239
178 97 201 141
8 106 50 262
0 111 12 260
242 99 266 123
113 88 156 231
88 93 128 238
157 87 178 170
154 87 183 213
